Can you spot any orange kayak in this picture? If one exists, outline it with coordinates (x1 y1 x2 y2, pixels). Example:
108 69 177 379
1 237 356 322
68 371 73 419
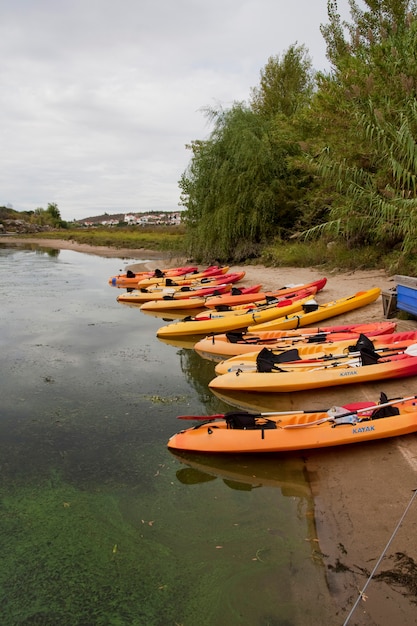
137 265 229 287
109 265 199 286
117 272 246 304
167 394 417 453
193 286 319 319
208 344 417 394
193 321 397 362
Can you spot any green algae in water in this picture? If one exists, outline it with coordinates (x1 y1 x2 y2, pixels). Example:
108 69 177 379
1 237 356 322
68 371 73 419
0 481 180 625
0 249 334 625
0 461 327 626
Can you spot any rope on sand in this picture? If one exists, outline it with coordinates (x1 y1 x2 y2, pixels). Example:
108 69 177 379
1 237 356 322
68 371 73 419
343 488 417 625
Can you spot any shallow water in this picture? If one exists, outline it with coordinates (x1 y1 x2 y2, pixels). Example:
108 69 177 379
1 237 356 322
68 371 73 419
0 244 334 625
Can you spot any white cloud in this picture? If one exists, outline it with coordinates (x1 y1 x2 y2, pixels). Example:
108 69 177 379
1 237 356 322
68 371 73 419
0 0 351 221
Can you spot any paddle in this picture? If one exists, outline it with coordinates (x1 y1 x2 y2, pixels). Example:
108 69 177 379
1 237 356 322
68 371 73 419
282 393 417 429
223 325 391 346
176 394 417 424
176 402 376 421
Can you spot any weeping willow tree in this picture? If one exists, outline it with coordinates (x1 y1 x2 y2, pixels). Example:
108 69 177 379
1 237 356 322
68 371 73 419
303 0 417 258
179 44 316 263
179 103 303 262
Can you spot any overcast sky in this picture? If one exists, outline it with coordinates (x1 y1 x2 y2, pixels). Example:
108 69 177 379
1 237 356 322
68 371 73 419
0 0 351 222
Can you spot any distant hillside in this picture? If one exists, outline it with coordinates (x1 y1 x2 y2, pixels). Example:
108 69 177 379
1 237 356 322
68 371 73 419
76 213 125 224
0 206 32 220
77 211 182 226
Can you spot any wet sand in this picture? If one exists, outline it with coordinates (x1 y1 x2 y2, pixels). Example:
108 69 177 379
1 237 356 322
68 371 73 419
5 236 417 623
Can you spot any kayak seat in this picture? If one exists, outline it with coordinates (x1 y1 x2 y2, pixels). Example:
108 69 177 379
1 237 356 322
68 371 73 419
302 300 319 313
225 412 277 430
256 347 301 372
307 333 328 343
225 331 246 343
360 346 381 365
371 405 400 419
363 392 400 420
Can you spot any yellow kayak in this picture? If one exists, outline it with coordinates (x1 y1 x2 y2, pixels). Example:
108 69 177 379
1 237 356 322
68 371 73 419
156 293 315 339
246 288 381 332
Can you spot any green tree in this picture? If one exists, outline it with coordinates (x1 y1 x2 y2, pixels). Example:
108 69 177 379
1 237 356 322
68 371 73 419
180 45 317 262
304 0 417 258
250 44 314 118
310 98 417 255
47 202 67 228
46 202 61 222
31 203 66 228
180 104 304 262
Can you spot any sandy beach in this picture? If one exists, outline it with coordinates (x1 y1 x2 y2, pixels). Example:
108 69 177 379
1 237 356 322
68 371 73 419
4 236 417 623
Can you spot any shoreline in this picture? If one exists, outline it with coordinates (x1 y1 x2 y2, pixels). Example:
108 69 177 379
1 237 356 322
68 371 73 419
0 235 181 263
0 234 398 289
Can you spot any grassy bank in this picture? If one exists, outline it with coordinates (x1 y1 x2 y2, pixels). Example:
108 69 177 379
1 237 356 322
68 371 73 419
8 227 417 275
22 227 188 255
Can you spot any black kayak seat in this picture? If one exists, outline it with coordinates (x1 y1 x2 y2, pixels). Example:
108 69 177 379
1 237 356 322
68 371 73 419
225 412 277 430
256 347 301 372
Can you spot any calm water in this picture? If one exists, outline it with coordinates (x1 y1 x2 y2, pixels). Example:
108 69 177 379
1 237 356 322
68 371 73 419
0 244 334 625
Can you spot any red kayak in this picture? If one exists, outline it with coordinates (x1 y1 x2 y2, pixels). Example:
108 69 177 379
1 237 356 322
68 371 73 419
204 278 327 309
109 264 200 286
137 265 230 288
117 272 246 304
139 284 263 311
109 264 228 287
